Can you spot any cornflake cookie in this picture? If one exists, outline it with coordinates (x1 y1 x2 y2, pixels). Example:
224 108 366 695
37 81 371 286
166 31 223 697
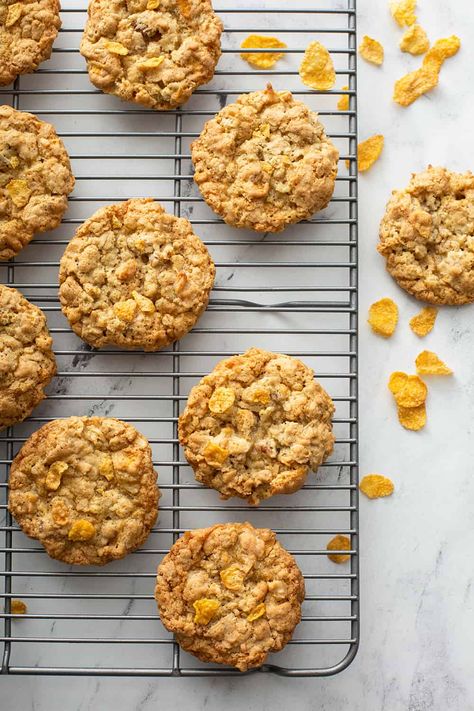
378 166 474 304
9 416 159 565
191 85 339 232
80 0 223 110
179 348 335 505
0 284 56 430
0 105 75 260
155 522 305 671
59 198 215 350
0 0 61 86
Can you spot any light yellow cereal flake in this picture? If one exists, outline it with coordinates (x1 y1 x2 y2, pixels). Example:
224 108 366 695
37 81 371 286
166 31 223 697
415 350 452 376
6 179 31 208
193 598 220 625
68 519 96 541
247 603 266 622
139 56 165 70
390 0 417 28
45 461 68 491
5 3 22 27
368 297 398 337
409 307 437 337
393 374 427 408
398 403 426 431
359 474 394 499
327 534 351 564
400 25 430 55
337 86 349 111
104 40 129 56
299 41 336 90
209 387 235 414
240 35 287 69
358 36 384 65
358 135 384 172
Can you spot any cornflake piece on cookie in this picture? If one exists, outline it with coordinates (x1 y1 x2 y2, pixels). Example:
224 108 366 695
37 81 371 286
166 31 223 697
240 35 287 69
415 350 452 375
409 307 437 336
357 135 384 172
327 535 351 564
299 41 336 90
358 36 384 65
400 25 430 55
368 297 398 337
394 375 427 408
156 522 305 671
398 403 426 430
337 86 349 111
359 474 394 499
390 0 417 27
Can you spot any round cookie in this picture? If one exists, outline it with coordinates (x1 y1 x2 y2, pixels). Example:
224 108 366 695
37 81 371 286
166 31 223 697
0 105 75 260
191 84 339 232
0 0 61 86
378 166 474 305
9 416 160 565
155 522 305 671
80 0 223 110
0 284 56 430
59 198 215 350
179 348 335 505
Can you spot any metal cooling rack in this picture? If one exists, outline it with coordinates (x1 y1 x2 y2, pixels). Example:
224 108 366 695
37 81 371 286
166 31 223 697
0 0 359 677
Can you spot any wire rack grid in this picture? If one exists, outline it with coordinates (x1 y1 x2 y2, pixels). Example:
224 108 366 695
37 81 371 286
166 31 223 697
0 0 359 677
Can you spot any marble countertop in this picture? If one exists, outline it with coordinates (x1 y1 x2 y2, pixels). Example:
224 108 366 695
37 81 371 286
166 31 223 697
4 0 474 708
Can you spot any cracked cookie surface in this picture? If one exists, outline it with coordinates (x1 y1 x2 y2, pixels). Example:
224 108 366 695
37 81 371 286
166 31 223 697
191 85 339 232
0 105 75 260
155 522 305 671
378 166 474 305
80 0 223 110
9 416 160 565
0 0 61 86
0 284 56 430
179 348 335 504
59 198 215 350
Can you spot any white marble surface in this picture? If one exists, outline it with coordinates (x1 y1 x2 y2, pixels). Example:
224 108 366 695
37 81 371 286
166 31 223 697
4 0 474 707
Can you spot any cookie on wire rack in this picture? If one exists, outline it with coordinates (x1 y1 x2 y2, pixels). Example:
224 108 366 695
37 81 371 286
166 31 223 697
0 284 56 431
155 522 305 671
179 347 335 505
191 84 339 232
0 105 75 260
59 198 215 350
9 416 160 565
80 0 223 110
0 0 61 86
378 165 474 305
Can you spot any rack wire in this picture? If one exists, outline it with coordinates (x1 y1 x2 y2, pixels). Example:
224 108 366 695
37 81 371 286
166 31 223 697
0 0 358 676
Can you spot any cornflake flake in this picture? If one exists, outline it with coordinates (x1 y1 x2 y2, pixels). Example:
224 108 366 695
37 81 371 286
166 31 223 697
299 41 336 90
103 40 129 56
390 0 417 28
398 403 426 430
394 374 427 408
5 2 22 27
368 297 398 337
359 474 394 499
337 86 349 111
358 135 384 172
388 371 408 394
11 599 27 615
240 35 287 69
400 24 430 55
358 36 384 65
409 306 437 336
415 350 453 376
327 534 351 564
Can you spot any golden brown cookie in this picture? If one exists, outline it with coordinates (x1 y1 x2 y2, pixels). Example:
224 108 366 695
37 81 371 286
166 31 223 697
80 0 223 110
9 416 160 565
155 522 305 671
59 198 215 350
378 166 474 305
0 284 56 430
179 348 335 504
0 0 61 86
0 105 75 260
191 85 339 232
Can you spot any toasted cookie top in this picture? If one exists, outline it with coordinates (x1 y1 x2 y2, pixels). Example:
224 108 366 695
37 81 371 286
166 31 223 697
378 166 474 305
59 198 215 350
0 284 56 430
191 85 339 232
155 522 305 671
9 416 160 565
179 348 335 504
80 0 223 110
0 105 75 260
0 0 61 86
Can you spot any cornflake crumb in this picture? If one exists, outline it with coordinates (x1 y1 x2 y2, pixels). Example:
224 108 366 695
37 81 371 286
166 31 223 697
327 535 351 564
409 307 437 337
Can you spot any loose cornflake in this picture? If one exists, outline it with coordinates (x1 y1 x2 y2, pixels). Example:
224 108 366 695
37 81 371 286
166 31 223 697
337 86 349 111
240 35 287 69
299 41 336 90
394 374 427 408
398 403 426 430
393 35 461 106
415 350 453 376
409 307 437 337
359 474 394 499
358 135 384 172
400 24 430 55
368 297 398 337
11 599 27 615
388 371 408 394
390 0 417 28
327 535 351 564
358 36 384 65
